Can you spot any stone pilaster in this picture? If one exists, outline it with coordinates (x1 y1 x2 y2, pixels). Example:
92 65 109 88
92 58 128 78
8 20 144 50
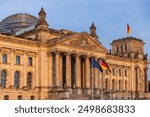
35 52 39 93
23 50 27 89
10 49 15 89
135 66 139 98
122 68 125 92
48 52 52 90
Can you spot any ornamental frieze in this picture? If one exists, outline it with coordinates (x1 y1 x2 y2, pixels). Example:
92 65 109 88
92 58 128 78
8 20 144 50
26 52 36 57
14 50 24 55
62 37 97 49
2 48 11 53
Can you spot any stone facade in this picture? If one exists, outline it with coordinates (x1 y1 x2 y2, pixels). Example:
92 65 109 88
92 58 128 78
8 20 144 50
0 8 149 100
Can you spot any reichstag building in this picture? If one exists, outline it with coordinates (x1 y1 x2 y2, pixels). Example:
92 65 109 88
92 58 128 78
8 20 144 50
0 8 149 100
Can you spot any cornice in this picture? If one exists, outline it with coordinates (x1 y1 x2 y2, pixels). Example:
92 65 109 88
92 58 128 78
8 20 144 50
0 34 38 47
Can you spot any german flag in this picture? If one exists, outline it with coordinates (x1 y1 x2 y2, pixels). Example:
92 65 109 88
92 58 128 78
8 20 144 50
127 23 131 35
100 60 111 73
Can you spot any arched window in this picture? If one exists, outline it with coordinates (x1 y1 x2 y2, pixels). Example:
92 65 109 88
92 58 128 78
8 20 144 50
125 70 127 77
18 95 22 100
14 71 20 89
27 72 32 89
116 46 119 53
4 95 9 100
1 70 7 88
119 69 122 76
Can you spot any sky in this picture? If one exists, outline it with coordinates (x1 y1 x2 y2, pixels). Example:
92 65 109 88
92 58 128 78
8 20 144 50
0 0 150 79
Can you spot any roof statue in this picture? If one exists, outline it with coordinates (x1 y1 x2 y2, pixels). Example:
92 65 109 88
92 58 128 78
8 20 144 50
90 22 98 38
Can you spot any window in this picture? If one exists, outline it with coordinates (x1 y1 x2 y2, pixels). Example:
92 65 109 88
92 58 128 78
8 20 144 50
28 57 32 66
16 55 20 64
1 70 7 88
125 44 127 51
2 54 7 63
18 95 22 100
125 70 127 77
27 72 32 89
30 96 35 100
112 68 115 75
119 69 122 76
4 95 9 100
14 71 20 89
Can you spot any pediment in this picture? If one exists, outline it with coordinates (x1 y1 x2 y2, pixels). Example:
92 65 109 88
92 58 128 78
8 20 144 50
58 32 108 53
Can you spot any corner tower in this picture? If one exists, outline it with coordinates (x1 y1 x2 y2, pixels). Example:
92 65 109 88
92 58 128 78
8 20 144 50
111 37 146 60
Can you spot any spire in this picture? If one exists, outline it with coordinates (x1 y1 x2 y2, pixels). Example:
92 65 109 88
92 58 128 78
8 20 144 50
36 7 48 26
90 22 98 38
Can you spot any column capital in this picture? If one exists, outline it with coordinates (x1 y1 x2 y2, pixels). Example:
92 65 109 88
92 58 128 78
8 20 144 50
64 52 72 56
73 52 81 57
47 52 52 57
55 50 61 54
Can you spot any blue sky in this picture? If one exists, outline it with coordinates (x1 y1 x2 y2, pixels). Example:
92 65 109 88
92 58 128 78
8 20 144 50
0 0 150 78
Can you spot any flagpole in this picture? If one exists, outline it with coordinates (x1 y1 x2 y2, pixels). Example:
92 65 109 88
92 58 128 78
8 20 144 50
101 72 104 100
98 70 100 99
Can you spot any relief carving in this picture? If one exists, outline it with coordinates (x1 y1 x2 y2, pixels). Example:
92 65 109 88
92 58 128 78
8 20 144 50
27 52 36 57
62 36 96 49
15 50 24 55
2 48 11 53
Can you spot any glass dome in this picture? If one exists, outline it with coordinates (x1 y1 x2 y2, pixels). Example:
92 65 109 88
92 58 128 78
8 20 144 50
0 13 38 34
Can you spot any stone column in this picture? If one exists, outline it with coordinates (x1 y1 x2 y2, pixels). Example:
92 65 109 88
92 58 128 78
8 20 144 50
59 54 63 88
144 68 149 92
55 51 60 88
76 54 81 94
85 56 91 94
94 68 99 94
66 53 72 91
